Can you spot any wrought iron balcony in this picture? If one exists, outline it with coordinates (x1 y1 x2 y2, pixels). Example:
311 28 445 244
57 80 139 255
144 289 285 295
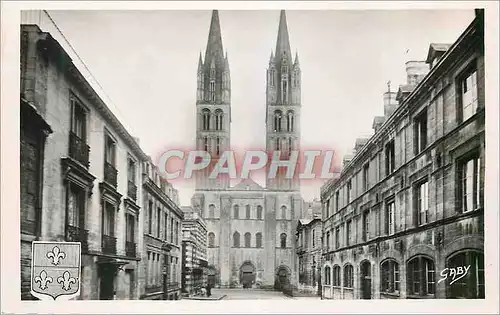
102 234 117 255
66 225 89 252
127 180 137 201
104 162 118 188
125 241 136 257
69 132 90 168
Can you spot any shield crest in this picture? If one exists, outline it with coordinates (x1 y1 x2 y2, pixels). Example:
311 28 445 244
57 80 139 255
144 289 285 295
31 241 81 300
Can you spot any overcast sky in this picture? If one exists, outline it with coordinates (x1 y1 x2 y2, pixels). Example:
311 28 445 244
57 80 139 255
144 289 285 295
46 9 475 206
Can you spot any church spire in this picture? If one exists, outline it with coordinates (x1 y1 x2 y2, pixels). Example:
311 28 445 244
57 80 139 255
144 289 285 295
275 10 292 62
204 10 225 68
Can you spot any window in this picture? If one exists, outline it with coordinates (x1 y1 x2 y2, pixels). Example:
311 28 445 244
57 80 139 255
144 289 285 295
208 232 215 247
126 213 135 243
148 201 153 234
274 111 282 132
257 205 263 220
209 204 215 218
459 67 478 121
344 264 354 288
157 208 161 238
460 156 481 213
256 232 262 248
312 229 315 247
326 232 330 250
70 97 87 141
415 180 429 226
324 266 331 285
385 200 395 235
363 163 370 191
280 233 287 248
103 202 115 237
385 140 395 175
216 137 220 156
104 135 116 166
346 220 352 246
164 213 168 241
202 109 211 130
233 205 239 219
446 251 484 299
170 217 174 243
347 180 352 204
407 256 435 297
203 137 209 152
175 221 179 245
325 200 330 218
335 191 339 211
275 138 280 151
381 259 400 294
210 80 215 102
67 183 85 229
246 205 251 219
335 227 340 249
233 231 240 248
362 211 370 242
244 232 251 248
287 111 294 132
215 110 223 130
281 76 288 103
127 158 136 185
281 205 286 220
414 110 428 155
332 265 341 286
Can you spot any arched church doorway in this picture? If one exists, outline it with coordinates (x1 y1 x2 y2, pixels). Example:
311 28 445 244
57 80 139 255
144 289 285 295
275 265 291 291
207 265 217 287
239 261 256 288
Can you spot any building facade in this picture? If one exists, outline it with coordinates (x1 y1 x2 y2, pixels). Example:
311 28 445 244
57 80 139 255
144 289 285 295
20 17 149 300
296 216 322 294
191 10 303 290
140 159 183 300
181 206 208 295
320 10 484 300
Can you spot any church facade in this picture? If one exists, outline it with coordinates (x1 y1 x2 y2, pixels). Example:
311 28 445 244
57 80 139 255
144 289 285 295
190 10 304 289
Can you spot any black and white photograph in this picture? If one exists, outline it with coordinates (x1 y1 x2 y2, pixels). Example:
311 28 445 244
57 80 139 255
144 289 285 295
1 1 499 314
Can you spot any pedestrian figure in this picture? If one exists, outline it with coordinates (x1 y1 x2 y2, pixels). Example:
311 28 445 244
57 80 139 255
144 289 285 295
206 283 212 297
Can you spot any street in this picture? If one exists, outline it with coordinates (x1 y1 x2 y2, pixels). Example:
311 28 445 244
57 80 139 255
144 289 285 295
210 288 320 300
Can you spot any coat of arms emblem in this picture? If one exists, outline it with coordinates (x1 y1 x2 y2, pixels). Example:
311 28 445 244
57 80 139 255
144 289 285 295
31 241 81 300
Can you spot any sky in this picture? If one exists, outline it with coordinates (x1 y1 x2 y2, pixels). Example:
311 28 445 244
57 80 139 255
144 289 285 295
46 9 475 207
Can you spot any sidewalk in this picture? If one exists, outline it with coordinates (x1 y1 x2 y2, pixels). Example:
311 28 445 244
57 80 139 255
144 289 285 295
182 294 226 301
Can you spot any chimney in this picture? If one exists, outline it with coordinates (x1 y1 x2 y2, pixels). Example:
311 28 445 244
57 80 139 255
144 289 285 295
354 137 370 153
405 61 430 86
383 91 399 118
343 154 354 168
372 116 385 133
426 43 452 69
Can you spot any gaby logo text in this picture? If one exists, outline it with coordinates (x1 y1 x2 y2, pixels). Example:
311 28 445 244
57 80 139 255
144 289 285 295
437 265 471 286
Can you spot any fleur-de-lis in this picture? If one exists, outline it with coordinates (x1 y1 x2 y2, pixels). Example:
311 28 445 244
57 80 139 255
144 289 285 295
46 246 66 265
34 270 53 290
57 271 77 291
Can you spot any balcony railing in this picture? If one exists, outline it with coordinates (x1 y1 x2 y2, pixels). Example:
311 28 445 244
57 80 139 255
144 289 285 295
66 225 89 252
69 132 90 168
104 162 118 188
125 241 136 257
127 180 137 201
102 234 117 255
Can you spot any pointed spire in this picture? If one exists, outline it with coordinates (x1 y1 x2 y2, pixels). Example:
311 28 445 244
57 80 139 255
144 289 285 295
294 50 299 65
204 10 225 68
198 51 203 69
275 10 292 62
224 51 229 70
269 50 275 64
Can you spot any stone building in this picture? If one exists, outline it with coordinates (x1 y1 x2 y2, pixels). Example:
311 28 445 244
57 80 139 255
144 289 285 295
20 12 148 300
191 10 303 289
296 215 322 294
140 159 183 300
320 10 484 300
181 206 208 295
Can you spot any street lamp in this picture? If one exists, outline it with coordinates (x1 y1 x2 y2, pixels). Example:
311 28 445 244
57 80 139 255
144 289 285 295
162 243 172 300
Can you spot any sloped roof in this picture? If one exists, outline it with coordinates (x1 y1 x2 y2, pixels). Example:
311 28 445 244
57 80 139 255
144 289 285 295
230 178 265 191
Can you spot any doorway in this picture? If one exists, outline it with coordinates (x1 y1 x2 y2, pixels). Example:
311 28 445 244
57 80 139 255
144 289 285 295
99 264 116 300
275 265 290 290
360 261 372 299
239 261 256 288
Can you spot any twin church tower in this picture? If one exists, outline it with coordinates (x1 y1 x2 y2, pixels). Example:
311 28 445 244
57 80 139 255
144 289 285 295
192 10 303 288
195 10 302 192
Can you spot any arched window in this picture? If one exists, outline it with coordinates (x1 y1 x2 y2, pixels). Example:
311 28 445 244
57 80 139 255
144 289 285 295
214 109 223 131
256 232 262 248
446 251 484 298
275 138 280 151
333 265 341 286
244 232 251 248
280 233 287 248
208 204 215 218
245 205 251 219
281 76 288 103
202 109 211 131
324 266 331 285
344 264 354 288
407 256 435 297
216 137 220 156
273 110 282 132
233 231 240 248
281 205 287 220
233 205 239 219
257 206 263 220
208 232 215 248
381 259 400 293
203 136 209 152
287 111 294 132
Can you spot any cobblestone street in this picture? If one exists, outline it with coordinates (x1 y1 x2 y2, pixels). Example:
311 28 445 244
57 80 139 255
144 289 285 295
210 289 320 300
